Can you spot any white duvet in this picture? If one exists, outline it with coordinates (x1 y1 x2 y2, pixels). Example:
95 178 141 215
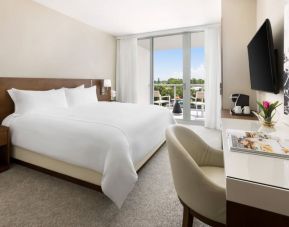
2 102 175 208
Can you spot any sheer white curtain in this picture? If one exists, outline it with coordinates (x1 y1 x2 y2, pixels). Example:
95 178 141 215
204 27 221 129
116 37 150 104
116 38 138 103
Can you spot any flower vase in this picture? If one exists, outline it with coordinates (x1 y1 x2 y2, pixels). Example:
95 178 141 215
252 112 277 133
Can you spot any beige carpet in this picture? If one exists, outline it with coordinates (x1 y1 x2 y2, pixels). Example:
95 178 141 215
0 145 210 227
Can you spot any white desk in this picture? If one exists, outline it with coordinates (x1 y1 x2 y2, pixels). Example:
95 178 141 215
221 118 289 226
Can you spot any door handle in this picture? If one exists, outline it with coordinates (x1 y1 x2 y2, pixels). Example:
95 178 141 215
183 83 186 90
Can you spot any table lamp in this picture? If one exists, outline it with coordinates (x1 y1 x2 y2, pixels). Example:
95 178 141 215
102 79 111 95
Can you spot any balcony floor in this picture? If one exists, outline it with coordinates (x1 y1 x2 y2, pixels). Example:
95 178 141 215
165 106 205 121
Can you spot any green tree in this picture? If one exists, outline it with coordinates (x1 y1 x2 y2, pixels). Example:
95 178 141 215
154 77 205 100
168 78 183 84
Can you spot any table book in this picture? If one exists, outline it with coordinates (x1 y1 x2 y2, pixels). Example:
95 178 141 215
227 129 289 159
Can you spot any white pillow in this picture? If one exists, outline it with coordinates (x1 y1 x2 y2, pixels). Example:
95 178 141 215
70 84 85 89
8 85 85 101
56 84 85 91
8 88 55 104
65 86 98 107
10 89 68 114
7 89 16 103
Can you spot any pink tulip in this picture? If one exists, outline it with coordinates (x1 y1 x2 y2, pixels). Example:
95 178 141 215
263 101 270 109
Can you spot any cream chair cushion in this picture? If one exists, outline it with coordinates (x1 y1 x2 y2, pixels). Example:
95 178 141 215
199 166 225 188
166 125 226 224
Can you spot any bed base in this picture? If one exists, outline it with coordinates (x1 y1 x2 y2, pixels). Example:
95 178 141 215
12 158 103 192
11 142 165 193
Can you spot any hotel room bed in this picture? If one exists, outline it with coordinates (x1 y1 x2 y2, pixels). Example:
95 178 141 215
0 78 175 208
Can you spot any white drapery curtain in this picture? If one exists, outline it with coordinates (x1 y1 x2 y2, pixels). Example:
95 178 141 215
116 38 138 103
116 38 150 104
204 27 222 129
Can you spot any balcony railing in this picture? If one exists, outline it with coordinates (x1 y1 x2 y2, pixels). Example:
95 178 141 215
154 83 205 120
153 83 204 103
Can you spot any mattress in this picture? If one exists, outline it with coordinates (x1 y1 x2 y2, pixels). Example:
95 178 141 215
3 102 175 207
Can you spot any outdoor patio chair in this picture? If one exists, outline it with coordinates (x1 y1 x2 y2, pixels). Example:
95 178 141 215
154 90 171 107
191 91 205 117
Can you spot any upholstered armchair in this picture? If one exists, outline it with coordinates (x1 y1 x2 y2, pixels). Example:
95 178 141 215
166 125 226 227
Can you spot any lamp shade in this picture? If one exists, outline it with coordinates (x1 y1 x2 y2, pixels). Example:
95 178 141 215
111 90 116 98
104 79 111 88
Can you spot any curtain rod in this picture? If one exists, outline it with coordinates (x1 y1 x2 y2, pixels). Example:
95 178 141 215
116 23 220 40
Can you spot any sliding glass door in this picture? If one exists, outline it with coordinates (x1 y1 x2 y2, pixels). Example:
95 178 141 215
139 31 205 123
153 34 184 118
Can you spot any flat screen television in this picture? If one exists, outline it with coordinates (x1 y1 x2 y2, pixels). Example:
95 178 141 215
247 19 279 94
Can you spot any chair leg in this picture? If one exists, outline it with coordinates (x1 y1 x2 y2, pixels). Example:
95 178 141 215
182 204 193 227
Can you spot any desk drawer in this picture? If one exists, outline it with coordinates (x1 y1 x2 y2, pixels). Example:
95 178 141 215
226 177 289 217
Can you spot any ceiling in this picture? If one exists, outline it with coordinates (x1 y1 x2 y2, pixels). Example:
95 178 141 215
34 0 221 36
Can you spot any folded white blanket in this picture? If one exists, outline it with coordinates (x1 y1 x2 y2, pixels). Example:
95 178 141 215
3 102 175 207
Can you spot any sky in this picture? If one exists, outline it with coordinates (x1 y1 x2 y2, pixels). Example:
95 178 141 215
153 47 205 81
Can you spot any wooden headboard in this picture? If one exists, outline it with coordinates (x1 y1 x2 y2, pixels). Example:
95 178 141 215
0 77 111 123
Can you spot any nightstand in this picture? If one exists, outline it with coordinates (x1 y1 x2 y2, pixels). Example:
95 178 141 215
0 126 10 173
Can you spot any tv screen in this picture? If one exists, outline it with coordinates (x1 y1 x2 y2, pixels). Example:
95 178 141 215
247 19 279 94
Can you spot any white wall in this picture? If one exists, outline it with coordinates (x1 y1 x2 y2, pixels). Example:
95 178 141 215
256 0 288 123
222 0 257 110
0 0 116 87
